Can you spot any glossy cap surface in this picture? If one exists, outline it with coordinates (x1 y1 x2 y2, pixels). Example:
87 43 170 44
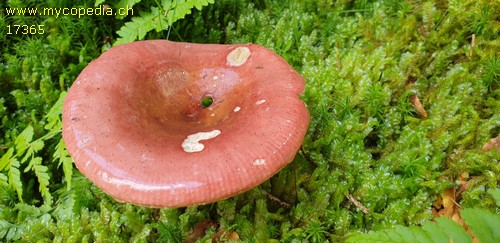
62 40 309 207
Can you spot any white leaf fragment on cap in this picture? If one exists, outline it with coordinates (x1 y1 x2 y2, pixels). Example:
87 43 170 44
182 130 221 153
227 47 251 67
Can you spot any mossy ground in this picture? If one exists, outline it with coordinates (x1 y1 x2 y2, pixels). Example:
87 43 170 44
1 0 499 242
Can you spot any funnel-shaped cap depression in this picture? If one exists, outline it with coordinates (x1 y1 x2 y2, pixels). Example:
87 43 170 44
62 40 309 207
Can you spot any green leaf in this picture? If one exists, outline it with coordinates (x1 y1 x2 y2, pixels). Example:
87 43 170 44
8 158 23 202
94 0 106 7
44 91 65 132
0 147 14 171
346 216 473 243
163 0 214 25
156 221 182 243
420 220 449 242
0 148 24 202
14 126 34 156
191 0 215 10
30 139 44 153
434 217 471 243
0 220 16 240
114 0 142 19
114 8 160 45
0 173 8 187
114 0 214 45
33 164 51 204
488 188 500 207
407 225 434 243
53 139 73 190
461 208 500 243
22 139 44 165
24 155 40 172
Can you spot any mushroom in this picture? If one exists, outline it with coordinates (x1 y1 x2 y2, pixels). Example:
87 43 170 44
62 40 309 207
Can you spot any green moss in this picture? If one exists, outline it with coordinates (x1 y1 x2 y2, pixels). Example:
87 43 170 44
1 0 499 241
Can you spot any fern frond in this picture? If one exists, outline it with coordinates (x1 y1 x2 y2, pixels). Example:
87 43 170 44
114 0 142 19
0 220 16 240
33 163 51 204
1 148 24 202
0 173 8 187
346 216 473 243
68 173 99 214
94 0 106 7
53 139 73 190
22 140 44 168
14 126 34 157
191 0 215 10
433 217 471 243
488 188 500 207
13 126 53 204
8 158 23 203
114 7 162 45
44 91 65 133
1 103 65 204
346 207 500 243
114 0 214 45
156 221 182 243
461 208 500 243
0 147 14 172
419 218 449 242
163 0 214 25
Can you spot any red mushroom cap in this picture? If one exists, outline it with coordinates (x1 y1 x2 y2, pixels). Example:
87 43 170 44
62 40 309 207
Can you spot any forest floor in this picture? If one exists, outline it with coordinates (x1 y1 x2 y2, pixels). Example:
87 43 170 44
1 0 499 242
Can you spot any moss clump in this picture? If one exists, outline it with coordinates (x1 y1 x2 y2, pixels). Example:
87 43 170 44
0 0 499 241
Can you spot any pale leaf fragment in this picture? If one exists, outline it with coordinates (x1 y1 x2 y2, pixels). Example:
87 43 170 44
482 136 500 153
410 94 428 118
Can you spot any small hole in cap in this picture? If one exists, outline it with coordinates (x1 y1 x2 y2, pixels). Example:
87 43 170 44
200 95 214 108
